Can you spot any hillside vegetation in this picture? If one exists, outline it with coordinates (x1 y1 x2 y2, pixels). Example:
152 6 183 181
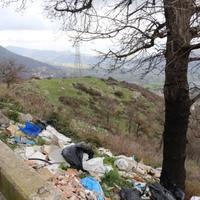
1 77 163 158
0 77 199 198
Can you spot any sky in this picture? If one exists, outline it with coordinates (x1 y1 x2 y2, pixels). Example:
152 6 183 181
0 1 107 54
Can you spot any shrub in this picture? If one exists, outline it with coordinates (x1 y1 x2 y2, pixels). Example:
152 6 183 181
101 169 131 188
7 110 19 122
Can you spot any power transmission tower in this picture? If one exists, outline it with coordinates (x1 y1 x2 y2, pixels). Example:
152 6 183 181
74 42 82 77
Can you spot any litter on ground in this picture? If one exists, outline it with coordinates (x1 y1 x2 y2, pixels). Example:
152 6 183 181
0 117 188 200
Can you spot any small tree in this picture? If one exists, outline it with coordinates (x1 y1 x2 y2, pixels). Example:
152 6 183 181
99 96 116 129
0 60 25 88
126 102 136 134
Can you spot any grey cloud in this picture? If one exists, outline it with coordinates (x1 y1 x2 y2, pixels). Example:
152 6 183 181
0 7 53 30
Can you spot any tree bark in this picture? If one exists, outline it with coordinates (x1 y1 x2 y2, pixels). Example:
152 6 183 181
160 0 193 191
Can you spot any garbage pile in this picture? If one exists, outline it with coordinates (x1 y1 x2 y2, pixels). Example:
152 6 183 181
0 114 198 200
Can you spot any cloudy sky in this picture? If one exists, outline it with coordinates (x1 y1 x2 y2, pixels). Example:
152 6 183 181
0 1 106 54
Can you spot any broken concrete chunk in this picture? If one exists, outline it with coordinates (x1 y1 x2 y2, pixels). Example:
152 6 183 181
25 146 35 159
48 148 69 164
42 145 60 155
7 124 18 135
40 126 71 148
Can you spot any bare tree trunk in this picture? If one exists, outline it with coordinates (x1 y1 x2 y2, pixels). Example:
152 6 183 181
161 0 193 191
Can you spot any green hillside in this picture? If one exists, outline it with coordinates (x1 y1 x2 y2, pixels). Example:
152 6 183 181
1 77 163 164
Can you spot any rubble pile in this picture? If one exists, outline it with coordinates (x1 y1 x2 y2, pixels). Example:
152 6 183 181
0 114 197 200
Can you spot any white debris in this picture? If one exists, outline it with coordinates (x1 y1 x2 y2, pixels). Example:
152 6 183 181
191 197 200 200
48 148 68 164
83 156 112 176
114 157 137 172
98 147 113 157
42 145 60 155
25 146 35 159
40 125 71 148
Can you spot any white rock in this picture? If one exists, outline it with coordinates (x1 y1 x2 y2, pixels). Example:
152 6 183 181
40 126 72 148
25 147 35 159
48 148 67 163
29 151 47 165
42 145 60 155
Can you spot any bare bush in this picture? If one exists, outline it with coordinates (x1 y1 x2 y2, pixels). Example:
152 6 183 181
0 60 25 88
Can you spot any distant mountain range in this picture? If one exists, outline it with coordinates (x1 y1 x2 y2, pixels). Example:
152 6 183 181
2 45 199 90
7 46 98 67
0 45 165 86
0 45 72 78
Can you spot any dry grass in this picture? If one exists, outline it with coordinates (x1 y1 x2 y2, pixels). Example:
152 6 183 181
185 160 200 199
70 120 162 167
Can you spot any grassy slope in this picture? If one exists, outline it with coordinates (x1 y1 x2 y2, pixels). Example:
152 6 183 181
3 77 163 154
30 77 163 137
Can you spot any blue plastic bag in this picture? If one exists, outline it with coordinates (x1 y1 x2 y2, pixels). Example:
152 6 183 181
81 177 104 200
13 136 36 145
20 122 41 137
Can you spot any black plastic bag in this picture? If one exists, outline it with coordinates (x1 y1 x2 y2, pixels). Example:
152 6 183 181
35 120 48 130
120 187 142 200
162 181 185 200
148 183 176 200
62 142 94 170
